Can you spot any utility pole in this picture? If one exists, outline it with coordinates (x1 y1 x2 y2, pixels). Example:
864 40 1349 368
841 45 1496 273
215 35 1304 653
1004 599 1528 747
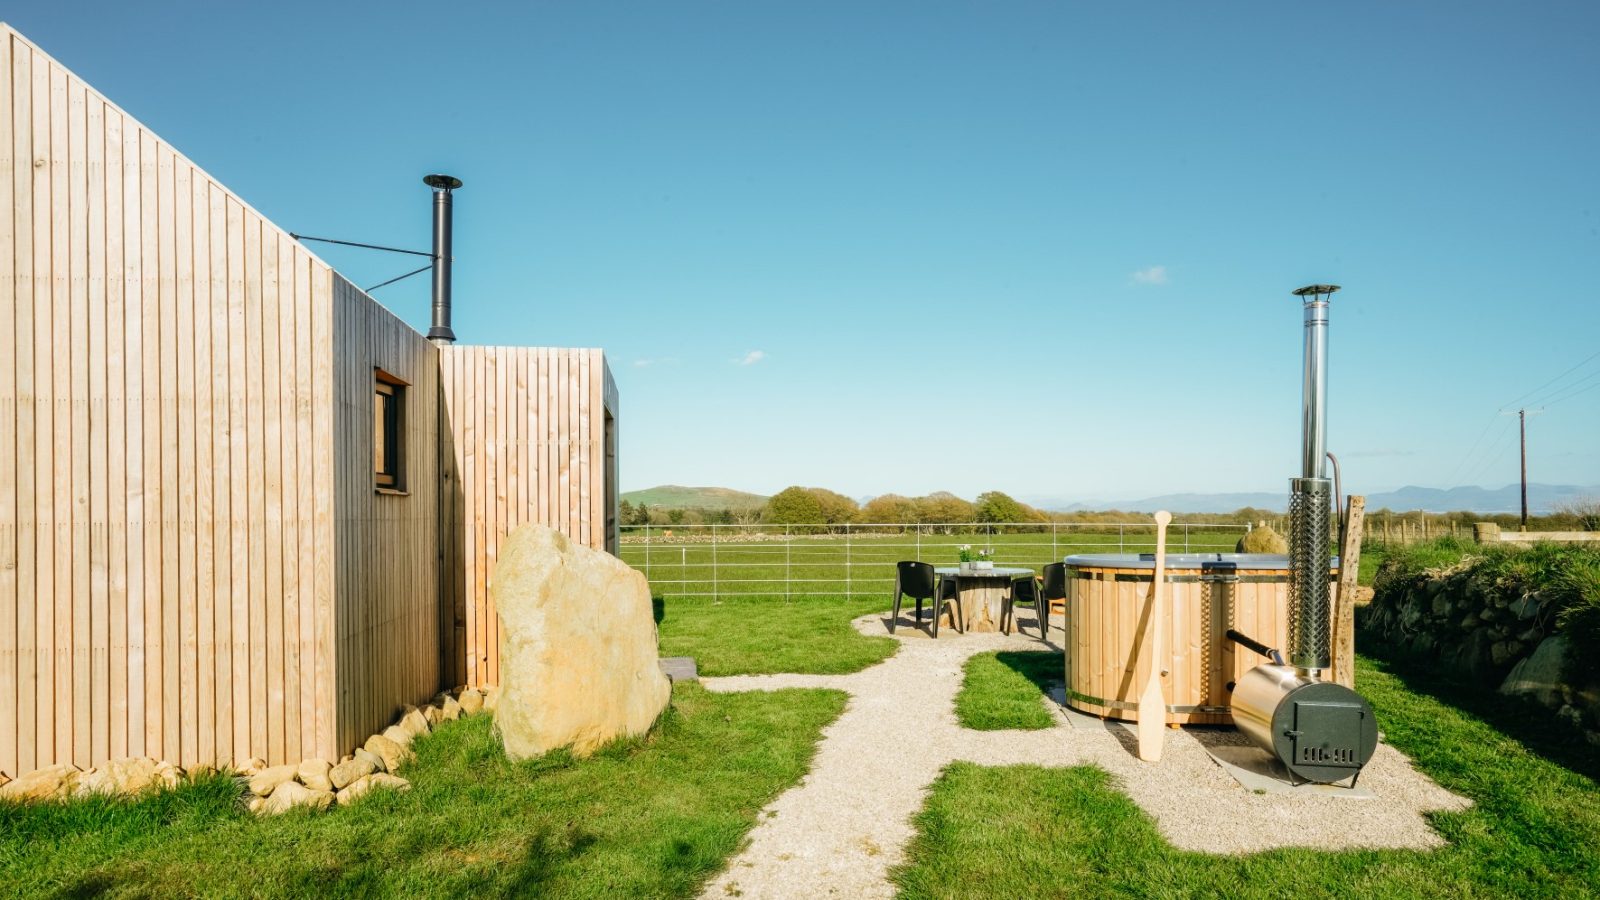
1504 407 1545 530
1519 409 1528 530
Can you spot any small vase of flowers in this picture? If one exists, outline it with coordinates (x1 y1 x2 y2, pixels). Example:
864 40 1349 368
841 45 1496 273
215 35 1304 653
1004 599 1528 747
957 545 995 572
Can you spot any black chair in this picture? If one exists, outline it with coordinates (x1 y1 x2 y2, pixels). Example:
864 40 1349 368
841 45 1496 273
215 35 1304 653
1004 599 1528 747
1005 562 1068 639
891 561 962 637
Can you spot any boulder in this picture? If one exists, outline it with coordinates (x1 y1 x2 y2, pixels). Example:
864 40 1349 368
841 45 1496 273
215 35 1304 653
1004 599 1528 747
235 757 266 777
483 686 500 713
363 734 411 773
153 761 184 790
423 705 444 728
458 688 484 715
328 757 376 790
0 764 82 801
335 774 373 806
439 695 462 721
382 725 416 749
76 757 162 797
369 773 411 792
1500 635 1570 708
334 772 412 807
397 707 431 739
1236 525 1288 554
491 524 671 759
259 780 334 816
354 747 388 773
249 764 301 797
297 758 334 793
0 772 10 790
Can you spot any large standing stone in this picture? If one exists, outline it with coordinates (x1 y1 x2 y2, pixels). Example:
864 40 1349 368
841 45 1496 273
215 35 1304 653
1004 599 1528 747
491 524 671 759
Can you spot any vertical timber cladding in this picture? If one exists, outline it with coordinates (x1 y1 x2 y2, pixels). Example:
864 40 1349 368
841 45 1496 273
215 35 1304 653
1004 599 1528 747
0 25 340 776
328 276 441 760
437 346 618 689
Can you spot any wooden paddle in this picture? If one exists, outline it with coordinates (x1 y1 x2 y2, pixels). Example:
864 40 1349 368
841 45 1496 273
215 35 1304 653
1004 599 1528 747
1137 510 1172 763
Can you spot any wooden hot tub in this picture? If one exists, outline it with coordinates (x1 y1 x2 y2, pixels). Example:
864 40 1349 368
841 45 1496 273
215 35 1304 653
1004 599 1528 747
1063 553 1331 726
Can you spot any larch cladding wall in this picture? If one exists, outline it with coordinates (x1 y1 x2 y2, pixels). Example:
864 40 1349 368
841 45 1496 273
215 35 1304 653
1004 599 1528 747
329 276 442 757
0 27 339 775
437 346 618 689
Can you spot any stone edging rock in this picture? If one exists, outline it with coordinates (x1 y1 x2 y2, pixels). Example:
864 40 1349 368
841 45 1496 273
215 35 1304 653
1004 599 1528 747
0 685 501 815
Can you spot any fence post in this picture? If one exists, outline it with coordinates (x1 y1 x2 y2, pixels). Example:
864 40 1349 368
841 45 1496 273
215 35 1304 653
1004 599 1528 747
785 525 792 601
916 525 921 562
1184 524 1190 553
846 525 852 601
1119 524 1124 553
1051 522 1058 562
711 524 718 601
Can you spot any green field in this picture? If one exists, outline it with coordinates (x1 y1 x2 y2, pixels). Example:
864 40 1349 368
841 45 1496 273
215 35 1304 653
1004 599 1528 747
621 525 1250 599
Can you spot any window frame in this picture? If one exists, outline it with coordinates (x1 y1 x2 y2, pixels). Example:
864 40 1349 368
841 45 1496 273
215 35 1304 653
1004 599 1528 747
374 368 409 493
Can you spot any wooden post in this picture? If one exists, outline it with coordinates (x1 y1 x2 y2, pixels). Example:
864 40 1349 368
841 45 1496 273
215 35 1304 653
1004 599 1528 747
1332 495 1365 689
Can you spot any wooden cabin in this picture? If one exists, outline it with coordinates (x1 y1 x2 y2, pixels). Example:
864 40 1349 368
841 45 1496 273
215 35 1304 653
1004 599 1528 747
0 25 620 780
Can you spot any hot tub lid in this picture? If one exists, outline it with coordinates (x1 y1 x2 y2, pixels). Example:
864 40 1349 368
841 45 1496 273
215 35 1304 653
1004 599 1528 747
1062 552 1338 570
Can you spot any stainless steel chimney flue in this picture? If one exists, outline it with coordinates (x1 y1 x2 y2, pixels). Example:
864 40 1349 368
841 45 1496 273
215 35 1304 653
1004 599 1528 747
424 173 462 345
1286 283 1339 676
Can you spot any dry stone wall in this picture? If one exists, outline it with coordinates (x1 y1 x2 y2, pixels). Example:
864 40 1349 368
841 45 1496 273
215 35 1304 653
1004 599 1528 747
1358 561 1600 746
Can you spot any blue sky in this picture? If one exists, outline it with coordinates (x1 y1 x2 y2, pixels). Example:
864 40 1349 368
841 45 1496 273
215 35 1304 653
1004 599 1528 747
11 1 1599 502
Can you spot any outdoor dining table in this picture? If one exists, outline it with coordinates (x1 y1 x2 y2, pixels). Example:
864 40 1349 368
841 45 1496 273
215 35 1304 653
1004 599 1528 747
933 566 1035 633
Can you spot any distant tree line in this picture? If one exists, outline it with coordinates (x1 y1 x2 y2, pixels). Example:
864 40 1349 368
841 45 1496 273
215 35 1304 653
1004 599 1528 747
617 489 1600 533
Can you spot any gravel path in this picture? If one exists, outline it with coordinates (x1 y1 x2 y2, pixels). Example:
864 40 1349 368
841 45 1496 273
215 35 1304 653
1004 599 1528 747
698 611 1469 900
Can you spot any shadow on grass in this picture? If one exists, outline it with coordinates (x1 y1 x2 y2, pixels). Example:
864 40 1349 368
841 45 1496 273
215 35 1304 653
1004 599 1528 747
1361 636 1600 784
995 650 1063 696
652 595 665 626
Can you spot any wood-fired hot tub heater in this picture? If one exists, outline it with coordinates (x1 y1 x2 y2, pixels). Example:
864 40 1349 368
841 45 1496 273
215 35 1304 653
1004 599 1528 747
1225 285 1378 787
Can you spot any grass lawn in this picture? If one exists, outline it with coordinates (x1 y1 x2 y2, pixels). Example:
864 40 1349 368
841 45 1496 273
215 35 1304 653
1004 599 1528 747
895 650 1600 899
0 683 846 899
955 651 1063 731
656 594 898 675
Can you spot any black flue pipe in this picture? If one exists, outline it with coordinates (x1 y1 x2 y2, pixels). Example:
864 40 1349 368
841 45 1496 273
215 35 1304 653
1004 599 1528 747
424 173 462 344
1225 629 1286 666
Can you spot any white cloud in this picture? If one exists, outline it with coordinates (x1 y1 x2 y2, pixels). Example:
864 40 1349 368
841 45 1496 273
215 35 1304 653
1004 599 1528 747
735 350 766 366
1131 265 1169 285
633 357 678 368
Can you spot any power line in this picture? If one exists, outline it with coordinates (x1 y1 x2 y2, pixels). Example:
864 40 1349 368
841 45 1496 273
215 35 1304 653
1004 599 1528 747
1543 377 1600 408
1530 367 1600 408
1500 347 1600 411
1445 413 1504 488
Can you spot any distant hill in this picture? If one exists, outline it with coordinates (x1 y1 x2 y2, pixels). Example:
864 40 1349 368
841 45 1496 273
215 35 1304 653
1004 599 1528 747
1028 483 1599 515
621 485 769 511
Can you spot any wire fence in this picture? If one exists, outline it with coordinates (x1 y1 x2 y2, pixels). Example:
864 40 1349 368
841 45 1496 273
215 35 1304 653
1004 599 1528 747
618 522 1251 600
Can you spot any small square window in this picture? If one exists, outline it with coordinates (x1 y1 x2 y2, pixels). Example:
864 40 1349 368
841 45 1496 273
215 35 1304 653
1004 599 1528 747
375 369 407 491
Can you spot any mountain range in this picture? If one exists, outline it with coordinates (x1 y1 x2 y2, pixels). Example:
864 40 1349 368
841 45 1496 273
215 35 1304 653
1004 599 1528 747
623 483 1598 516
1024 483 1599 515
